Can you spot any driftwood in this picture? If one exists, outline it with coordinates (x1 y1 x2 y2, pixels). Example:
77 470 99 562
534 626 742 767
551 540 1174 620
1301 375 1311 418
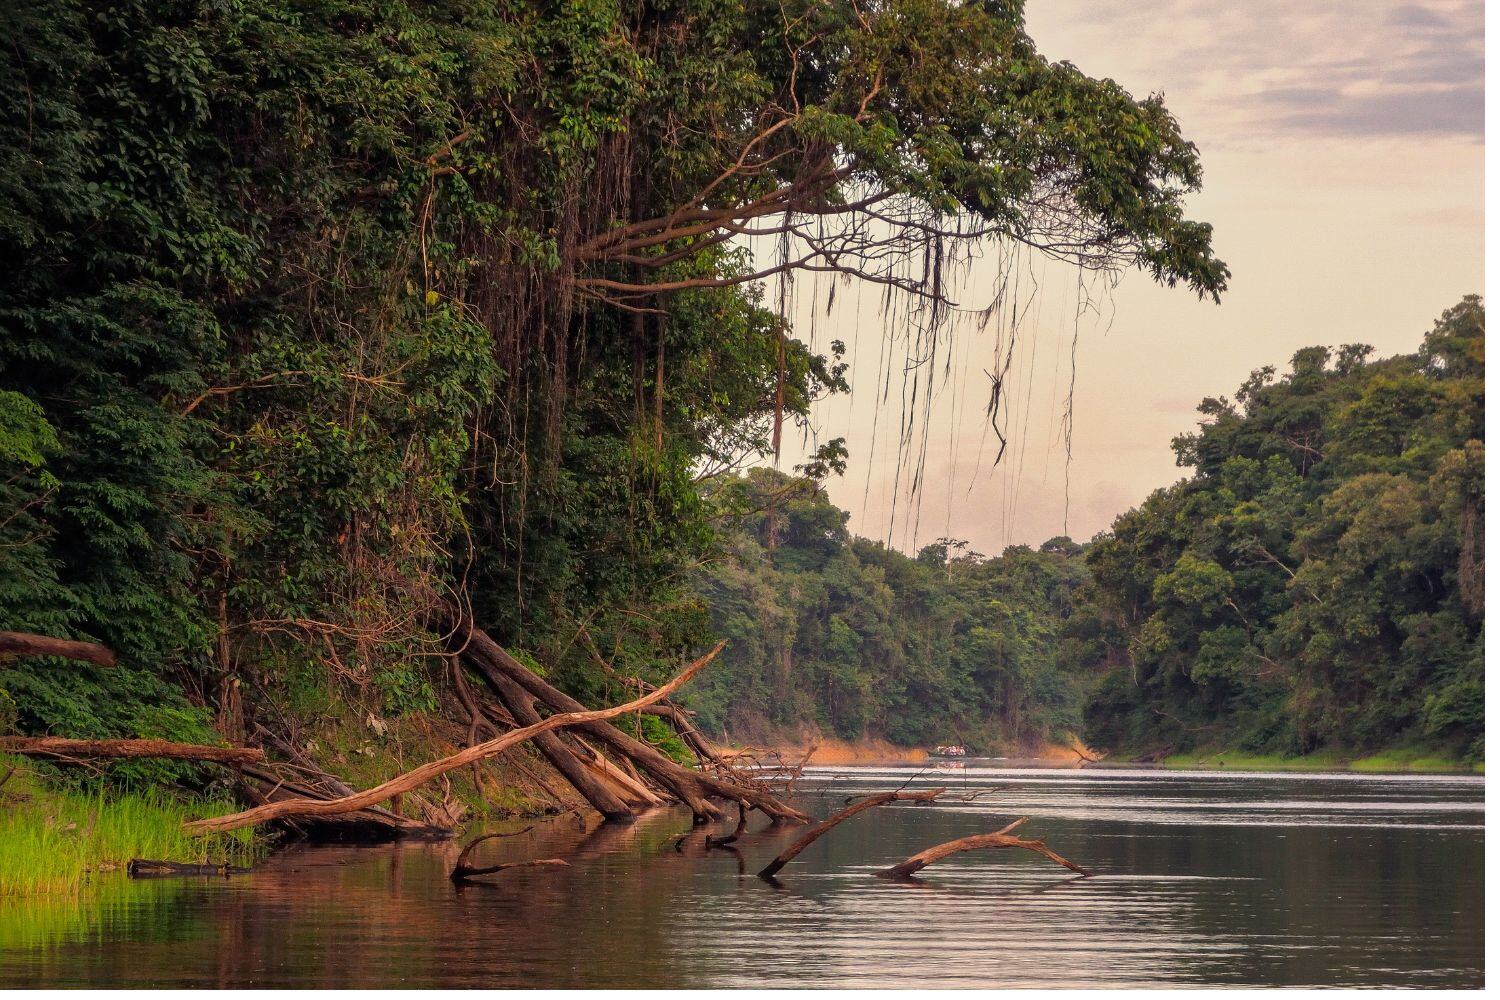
0 631 117 667
879 817 1093 878
447 826 569 882
183 641 725 835
0 737 263 766
453 620 808 825
127 859 250 879
758 787 946 879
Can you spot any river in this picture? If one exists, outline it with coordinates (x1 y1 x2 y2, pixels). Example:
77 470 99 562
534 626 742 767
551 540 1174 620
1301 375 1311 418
0 764 1483 987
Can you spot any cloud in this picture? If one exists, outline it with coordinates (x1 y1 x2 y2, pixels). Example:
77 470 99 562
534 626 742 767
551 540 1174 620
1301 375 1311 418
1029 0 1483 144
1274 87 1482 138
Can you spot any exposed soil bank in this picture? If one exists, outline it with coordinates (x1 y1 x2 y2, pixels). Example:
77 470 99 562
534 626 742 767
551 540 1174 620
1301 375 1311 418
744 731 1098 767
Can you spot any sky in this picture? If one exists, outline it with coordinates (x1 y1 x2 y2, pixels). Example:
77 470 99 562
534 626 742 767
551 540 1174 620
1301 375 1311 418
768 0 1484 557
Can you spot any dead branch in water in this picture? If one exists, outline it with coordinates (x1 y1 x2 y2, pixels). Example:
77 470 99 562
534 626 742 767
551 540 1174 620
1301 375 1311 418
879 817 1093 878
706 802 749 848
183 641 724 836
0 737 263 766
448 827 563 882
452 858 569 883
758 787 946 880
0 631 117 667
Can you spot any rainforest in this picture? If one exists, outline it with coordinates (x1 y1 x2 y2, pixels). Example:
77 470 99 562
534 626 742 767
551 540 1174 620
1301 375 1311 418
0 0 1482 908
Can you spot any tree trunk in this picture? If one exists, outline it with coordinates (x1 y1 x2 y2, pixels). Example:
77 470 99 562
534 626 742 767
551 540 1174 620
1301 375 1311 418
454 621 807 824
0 737 261 766
236 764 449 840
0 631 116 667
482 666 635 820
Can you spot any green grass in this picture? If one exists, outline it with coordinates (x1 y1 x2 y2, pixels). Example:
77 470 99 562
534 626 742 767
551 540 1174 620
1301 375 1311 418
0 758 261 896
1346 747 1473 773
1161 746 1476 774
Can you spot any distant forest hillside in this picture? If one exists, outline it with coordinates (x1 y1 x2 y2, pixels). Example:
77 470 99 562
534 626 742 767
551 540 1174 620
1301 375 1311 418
687 468 1099 751
686 298 1484 763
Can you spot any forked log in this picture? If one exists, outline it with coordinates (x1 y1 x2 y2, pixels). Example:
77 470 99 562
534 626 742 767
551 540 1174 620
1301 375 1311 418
0 737 263 766
449 826 569 882
0 631 117 667
183 641 724 835
758 787 946 880
879 817 1093 878
452 858 569 883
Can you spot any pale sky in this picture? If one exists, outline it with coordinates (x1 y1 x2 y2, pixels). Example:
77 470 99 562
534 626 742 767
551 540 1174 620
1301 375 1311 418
769 0 1484 557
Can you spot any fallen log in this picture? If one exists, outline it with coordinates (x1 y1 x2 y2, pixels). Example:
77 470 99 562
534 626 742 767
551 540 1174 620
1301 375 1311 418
0 737 263 766
127 859 250 879
183 640 724 836
758 787 946 880
0 631 117 667
236 764 450 840
453 620 807 824
480 664 635 820
571 738 665 808
879 817 1093 878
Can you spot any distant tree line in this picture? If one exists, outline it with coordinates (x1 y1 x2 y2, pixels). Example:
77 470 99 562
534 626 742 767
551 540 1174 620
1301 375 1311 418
685 299 1484 763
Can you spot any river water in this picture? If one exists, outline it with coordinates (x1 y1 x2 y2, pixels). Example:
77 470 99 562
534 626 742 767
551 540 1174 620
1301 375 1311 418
0 764 1483 987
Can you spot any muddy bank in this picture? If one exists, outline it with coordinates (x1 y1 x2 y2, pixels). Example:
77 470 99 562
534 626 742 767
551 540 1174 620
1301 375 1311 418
739 732 1099 767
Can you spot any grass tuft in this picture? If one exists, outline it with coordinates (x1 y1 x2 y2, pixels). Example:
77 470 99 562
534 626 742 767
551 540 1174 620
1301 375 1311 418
0 757 261 897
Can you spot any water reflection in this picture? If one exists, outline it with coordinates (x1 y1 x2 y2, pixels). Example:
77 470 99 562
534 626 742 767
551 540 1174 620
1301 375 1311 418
0 766 1482 987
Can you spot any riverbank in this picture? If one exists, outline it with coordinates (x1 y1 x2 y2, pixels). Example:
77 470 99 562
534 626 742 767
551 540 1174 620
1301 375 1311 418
0 759 261 897
0 721 582 896
753 733 1098 767
1157 746 1482 774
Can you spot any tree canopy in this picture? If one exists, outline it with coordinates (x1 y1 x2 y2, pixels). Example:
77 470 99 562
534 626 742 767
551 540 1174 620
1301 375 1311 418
0 0 1223 755
1083 298 1484 762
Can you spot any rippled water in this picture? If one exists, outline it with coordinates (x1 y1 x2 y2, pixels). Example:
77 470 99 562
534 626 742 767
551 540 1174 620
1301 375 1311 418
0 765 1483 987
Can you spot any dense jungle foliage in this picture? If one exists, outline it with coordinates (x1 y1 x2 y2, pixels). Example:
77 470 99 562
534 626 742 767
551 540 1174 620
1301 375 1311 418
679 301 1484 763
0 0 1225 772
686 469 1097 750
1083 298 1484 763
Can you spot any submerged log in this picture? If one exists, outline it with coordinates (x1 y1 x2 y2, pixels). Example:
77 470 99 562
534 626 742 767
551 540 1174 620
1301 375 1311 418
0 631 117 667
127 859 250 879
0 737 263 766
706 801 749 848
183 641 724 836
451 858 569 883
758 787 946 880
447 826 569 882
879 817 1093 878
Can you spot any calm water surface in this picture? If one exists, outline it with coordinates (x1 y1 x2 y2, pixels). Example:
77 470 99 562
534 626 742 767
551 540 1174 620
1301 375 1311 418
0 765 1483 987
